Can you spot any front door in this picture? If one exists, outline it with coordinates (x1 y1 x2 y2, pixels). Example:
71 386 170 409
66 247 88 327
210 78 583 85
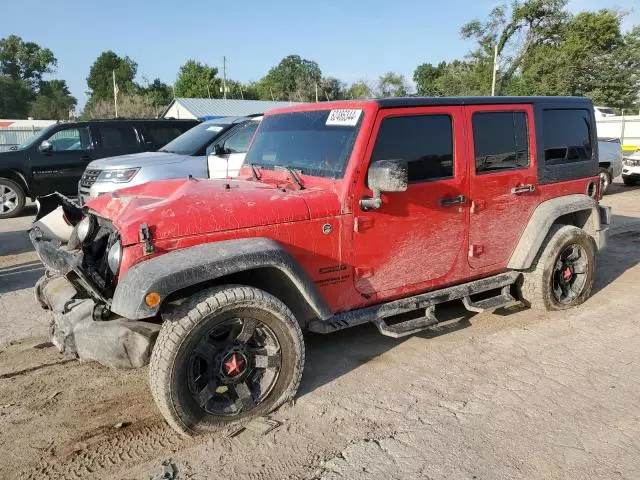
30 125 95 196
351 107 469 298
465 104 539 269
208 120 260 178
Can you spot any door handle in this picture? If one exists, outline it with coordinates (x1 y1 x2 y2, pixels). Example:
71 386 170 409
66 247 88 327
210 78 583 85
438 195 466 206
511 184 535 194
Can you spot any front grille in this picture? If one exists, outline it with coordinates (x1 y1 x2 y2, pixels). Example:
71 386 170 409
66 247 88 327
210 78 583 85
80 169 101 188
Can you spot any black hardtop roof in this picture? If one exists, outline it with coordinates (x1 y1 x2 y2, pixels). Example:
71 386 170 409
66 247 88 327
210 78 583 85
50 118 198 126
375 96 593 108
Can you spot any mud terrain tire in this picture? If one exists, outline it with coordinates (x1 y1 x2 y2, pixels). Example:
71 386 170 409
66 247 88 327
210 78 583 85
149 285 304 436
518 225 595 311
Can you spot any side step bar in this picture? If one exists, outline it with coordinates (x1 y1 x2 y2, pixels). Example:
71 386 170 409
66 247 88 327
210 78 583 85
308 271 521 337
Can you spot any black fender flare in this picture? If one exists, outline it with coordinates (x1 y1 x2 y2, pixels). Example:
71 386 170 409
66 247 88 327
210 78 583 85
508 194 604 270
111 237 333 321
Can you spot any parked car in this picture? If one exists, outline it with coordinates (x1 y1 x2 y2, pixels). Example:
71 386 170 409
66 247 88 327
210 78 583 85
597 138 623 195
30 96 610 436
0 119 198 218
594 106 617 118
622 149 640 186
78 116 261 204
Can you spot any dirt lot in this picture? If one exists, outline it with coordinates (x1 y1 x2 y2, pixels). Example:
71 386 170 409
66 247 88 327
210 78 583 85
1 184 640 480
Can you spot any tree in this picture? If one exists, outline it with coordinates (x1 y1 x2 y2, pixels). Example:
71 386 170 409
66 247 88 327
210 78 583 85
0 77 32 118
86 51 137 105
140 78 173 108
461 0 568 95
413 62 447 95
174 60 220 98
377 72 410 97
347 80 374 99
257 55 322 101
29 80 76 120
83 94 159 119
0 35 57 89
318 77 347 101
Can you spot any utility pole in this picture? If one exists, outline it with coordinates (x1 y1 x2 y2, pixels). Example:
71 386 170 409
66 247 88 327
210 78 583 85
223 56 228 100
315 83 319 102
491 44 499 97
112 70 119 118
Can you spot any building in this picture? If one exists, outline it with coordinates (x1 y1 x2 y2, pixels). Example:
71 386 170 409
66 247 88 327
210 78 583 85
162 98 300 120
0 119 57 152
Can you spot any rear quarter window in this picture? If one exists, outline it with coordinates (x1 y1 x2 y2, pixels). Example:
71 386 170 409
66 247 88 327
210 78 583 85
543 109 592 165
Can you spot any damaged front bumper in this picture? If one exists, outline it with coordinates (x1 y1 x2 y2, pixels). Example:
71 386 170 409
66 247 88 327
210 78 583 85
34 274 160 369
30 196 160 369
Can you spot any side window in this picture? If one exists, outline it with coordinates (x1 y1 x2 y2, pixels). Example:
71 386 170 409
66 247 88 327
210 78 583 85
371 115 454 182
146 126 182 147
47 127 92 152
98 125 138 149
543 109 592 164
223 121 260 154
473 111 529 174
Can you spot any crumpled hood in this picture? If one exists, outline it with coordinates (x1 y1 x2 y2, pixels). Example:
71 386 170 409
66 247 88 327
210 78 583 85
87 151 191 170
85 178 312 245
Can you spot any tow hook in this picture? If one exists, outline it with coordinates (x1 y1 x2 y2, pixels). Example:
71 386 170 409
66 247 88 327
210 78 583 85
139 223 154 254
92 304 111 321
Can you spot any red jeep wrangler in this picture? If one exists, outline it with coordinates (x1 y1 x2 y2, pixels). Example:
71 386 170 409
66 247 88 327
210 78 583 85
31 97 611 436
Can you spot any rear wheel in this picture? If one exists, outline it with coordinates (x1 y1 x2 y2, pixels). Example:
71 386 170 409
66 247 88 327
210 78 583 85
149 285 304 436
518 225 595 311
0 178 26 219
622 176 637 186
598 167 611 197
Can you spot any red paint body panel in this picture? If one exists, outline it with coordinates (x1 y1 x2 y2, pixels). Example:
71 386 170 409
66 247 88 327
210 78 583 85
89 99 599 316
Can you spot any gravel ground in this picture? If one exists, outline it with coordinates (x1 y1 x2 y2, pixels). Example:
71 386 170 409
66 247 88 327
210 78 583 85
1 183 639 479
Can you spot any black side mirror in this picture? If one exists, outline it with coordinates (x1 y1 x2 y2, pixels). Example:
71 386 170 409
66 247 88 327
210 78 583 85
360 159 408 210
38 140 53 154
213 143 225 156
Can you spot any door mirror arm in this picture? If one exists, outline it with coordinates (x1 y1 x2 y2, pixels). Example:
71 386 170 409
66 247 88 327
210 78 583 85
360 159 408 211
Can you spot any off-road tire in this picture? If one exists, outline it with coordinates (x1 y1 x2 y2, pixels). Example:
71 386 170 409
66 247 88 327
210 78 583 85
622 176 637 186
598 168 612 198
149 285 304 436
0 177 26 219
518 225 595 311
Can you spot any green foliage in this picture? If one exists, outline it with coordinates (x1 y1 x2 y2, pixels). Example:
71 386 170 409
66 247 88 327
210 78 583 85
257 55 322 101
86 51 137 104
82 94 160 119
140 78 173 108
347 80 374 99
377 72 410 97
413 62 447 95
0 76 32 118
174 60 220 98
0 35 57 89
318 77 347 101
29 80 76 120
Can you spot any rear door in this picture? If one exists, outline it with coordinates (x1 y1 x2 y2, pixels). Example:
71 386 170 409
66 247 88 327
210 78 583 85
92 123 143 159
466 104 539 269
29 124 95 196
141 123 188 151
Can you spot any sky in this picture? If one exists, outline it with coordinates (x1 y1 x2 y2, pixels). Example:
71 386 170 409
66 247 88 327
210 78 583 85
3 0 639 110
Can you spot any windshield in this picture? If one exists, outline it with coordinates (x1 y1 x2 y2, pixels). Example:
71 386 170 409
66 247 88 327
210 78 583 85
244 109 363 179
159 122 229 155
16 126 54 150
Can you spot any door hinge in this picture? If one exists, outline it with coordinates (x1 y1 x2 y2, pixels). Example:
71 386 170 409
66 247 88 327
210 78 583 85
354 217 374 232
468 244 484 257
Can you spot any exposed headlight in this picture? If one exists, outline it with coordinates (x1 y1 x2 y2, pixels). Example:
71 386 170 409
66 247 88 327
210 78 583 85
77 215 97 242
107 240 122 274
97 168 140 183
623 158 640 167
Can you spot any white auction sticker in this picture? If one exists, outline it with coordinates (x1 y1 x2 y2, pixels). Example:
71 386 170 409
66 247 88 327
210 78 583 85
326 109 362 126
207 126 224 132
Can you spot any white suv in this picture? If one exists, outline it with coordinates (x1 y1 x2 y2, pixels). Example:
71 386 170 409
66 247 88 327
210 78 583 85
622 150 640 186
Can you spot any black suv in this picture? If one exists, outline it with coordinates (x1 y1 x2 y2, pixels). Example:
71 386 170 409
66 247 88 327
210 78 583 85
0 119 198 218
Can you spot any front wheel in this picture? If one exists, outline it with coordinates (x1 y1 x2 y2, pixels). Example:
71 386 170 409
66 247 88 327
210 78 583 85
149 285 304 436
518 225 595 311
0 178 26 219
598 168 611 197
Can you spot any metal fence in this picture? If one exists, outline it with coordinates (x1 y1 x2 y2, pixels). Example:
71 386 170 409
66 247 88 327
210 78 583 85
596 116 640 151
0 126 43 152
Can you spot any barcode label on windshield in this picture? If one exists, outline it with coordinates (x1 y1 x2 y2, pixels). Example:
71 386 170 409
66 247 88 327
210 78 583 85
326 109 362 126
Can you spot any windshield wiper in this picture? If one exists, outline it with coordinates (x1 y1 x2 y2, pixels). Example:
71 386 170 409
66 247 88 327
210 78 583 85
248 163 262 180
275 165 304 190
